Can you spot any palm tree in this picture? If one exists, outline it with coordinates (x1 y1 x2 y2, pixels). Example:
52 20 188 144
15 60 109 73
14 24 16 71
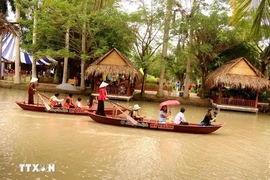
231 0 270 78
230 0 270 38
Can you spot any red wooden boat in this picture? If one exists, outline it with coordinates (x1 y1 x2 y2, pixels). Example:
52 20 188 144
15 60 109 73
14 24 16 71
88 112 224 134
16 101 125 116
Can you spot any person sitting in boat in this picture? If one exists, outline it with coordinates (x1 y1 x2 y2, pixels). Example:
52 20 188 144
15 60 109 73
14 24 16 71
49 92 64 107
88 93 98 108
159 105 171 124
199 108 216 126
174 107 188 125
75 97 82 108
63 93 75 108
129 104 144 121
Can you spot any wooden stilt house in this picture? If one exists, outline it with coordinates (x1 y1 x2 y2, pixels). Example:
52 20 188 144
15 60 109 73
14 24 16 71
205 57 269 112
85 48 143 100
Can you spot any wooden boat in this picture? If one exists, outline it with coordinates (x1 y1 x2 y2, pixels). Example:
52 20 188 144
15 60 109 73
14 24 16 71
16 101 125 116
88 112 224 134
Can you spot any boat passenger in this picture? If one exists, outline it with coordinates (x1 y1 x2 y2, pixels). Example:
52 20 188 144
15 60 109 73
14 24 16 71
63 93 75 108
159 105 171 124
75 97 82 108
49 92 63 107
88 93 98 108
129 104 144 121
199 108 216 126
174 107 188 125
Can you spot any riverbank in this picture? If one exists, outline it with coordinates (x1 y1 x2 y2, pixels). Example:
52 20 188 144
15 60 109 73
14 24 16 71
0 80 210 107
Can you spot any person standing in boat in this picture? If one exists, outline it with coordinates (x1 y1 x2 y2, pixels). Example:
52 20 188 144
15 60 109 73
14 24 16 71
28 77 38 104
199 108 216 126
96 82 108 116
174 107 189 125
63 93 75 108
49 93 63 107
159 105 171 124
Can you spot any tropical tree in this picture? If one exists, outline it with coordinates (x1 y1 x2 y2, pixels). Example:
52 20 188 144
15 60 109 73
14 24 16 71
230 0 270 78
230 0 270 38
20 0 134 87
128 0 164 95
156 0 173 98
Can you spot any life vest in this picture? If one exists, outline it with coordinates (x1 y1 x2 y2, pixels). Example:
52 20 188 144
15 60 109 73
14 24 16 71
63 97 73 108
49 96 57 107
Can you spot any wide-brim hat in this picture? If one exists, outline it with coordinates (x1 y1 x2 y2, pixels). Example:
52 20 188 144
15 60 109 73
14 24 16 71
30 77 38 82
132 104 141 110
99 82 109 88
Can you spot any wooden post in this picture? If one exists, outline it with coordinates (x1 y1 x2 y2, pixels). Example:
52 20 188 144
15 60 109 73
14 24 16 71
126 76 131 96
218 83 223 104
255 90 259 108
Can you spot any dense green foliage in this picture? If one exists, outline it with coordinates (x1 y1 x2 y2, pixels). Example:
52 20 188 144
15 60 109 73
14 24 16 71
5 0 269 95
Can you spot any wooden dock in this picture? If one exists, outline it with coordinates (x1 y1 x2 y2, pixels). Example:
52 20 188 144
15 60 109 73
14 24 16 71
91 93 133 101
211 102 259 113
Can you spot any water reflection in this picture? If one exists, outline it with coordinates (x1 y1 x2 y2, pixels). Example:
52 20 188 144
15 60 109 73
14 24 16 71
0 88 270 179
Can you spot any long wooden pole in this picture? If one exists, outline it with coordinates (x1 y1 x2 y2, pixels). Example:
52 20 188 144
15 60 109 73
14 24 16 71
107 99 138 125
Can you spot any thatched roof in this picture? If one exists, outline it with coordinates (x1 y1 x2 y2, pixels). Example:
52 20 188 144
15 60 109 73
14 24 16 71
205 57 269 91
0 14 19 35
85 48 143 82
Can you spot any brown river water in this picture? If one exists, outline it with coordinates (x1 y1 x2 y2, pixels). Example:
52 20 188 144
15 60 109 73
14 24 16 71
0 88 270 180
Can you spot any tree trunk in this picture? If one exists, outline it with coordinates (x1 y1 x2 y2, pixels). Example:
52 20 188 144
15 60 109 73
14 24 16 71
31 6 37 78
184 30 192 98
14 6 20 84
183 56 190 98
80 9 86 91
62 27 70 84
140 70 147 96
156 0 172 98
80 59 86 90
201 68 207 99
53 62 61 84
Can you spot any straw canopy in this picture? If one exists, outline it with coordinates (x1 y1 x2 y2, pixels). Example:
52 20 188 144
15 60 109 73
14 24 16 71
205 57 269 91
0 14 19 35
85 48 143 82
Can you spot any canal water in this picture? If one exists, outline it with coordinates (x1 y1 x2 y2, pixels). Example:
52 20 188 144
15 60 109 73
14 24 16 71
0 88 270 180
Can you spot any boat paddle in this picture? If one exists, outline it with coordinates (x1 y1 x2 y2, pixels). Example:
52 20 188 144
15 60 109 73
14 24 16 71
37 92 51 111
36 91 50 100
107 99 138 125
108 100 132 112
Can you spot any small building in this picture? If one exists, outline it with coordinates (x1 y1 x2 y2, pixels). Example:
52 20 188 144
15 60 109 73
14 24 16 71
205 57 269 113
85 48 143 101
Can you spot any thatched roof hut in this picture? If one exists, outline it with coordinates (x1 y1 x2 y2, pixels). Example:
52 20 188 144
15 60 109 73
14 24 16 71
205 57 269 91
85 48 143 81
0 14 19 35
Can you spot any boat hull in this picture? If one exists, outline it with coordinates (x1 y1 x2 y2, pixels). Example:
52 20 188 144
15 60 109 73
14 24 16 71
16 101 124 115
88 112 224 134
